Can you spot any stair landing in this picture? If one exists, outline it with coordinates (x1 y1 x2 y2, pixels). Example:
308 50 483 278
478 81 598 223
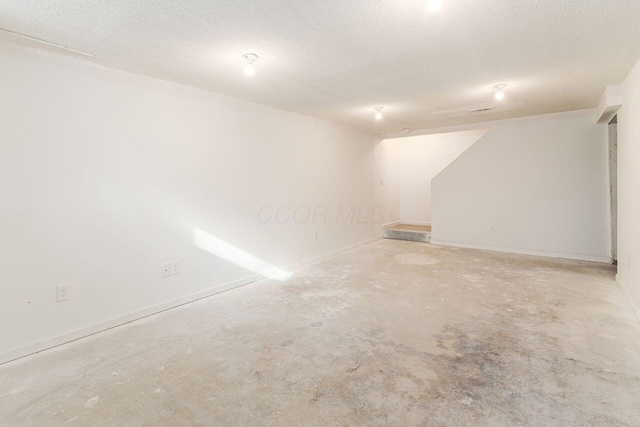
383 223 431 243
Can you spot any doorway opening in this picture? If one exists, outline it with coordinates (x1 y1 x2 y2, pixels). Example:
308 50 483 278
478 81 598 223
609 115 618 265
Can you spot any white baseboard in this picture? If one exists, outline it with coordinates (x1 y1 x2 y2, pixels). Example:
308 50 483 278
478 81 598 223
616 275 640 322
430 240 612 264
295 235 381 268
0 235 382 366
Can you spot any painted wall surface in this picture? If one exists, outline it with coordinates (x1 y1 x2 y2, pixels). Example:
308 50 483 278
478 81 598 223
397 130 487 223
0 43 381 360
617 57 640 309
373 139 400 229
431 111 611 262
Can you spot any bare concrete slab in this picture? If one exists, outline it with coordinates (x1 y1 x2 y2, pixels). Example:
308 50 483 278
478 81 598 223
1 239 639 426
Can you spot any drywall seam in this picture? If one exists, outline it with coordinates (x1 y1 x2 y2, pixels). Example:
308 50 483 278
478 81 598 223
430 240 611 264
0 235 382 366
616 275 640 323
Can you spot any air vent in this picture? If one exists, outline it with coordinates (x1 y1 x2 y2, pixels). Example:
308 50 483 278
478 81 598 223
469 106 496 113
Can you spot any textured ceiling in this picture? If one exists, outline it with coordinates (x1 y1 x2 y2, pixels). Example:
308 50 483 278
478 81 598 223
1 0 639 135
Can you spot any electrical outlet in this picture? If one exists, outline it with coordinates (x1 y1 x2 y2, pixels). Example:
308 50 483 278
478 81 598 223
171 260 181 275
161 263 171 278
380 179 385 186
489 224 496 232
57 284 70 302
313 231 318 241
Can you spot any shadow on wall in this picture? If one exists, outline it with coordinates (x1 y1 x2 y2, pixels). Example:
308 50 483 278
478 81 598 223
392 129 489 224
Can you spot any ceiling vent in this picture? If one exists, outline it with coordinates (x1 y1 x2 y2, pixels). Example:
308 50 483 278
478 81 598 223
469 106 496 113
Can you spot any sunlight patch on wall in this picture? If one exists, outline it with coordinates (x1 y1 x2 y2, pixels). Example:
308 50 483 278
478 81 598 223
193 228 293 281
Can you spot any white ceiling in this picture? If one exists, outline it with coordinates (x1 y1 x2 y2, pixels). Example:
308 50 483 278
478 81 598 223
1 0 639 135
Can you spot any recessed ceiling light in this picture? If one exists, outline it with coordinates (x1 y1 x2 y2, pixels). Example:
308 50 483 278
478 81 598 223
375 107 384 120
427 0 442 13
494 84 507 100
242 53 258 77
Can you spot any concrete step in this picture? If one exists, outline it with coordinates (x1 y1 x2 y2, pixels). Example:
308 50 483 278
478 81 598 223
383 223 431 243
384 228 431 243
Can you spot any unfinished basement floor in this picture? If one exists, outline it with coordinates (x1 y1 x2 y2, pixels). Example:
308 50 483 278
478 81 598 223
2 239 640 426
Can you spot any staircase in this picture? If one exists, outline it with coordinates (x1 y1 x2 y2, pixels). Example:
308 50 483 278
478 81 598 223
383 223 431 243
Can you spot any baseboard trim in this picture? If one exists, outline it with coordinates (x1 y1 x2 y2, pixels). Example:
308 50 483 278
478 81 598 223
295 236 381 268
616 275 640 322
429 240 612 264
382 220 400 228
0 235 382 366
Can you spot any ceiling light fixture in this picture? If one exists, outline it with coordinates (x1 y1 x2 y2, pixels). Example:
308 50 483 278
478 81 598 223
494 84 507 100
242 53 258 76
375 107 384 120
427 0 442 12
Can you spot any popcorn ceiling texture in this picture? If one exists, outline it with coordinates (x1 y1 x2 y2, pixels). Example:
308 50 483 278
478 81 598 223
0 0 639 134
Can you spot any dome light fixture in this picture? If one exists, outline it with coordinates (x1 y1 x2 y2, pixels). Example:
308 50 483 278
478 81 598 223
375 107 384 120
494 84 507 101
242 53 258 76
427 0 442 13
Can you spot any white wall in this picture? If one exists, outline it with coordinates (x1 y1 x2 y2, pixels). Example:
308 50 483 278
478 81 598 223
617 57 640 311
373 139 400 229
431 111 611 263
0 42 381 363
397 130 487 223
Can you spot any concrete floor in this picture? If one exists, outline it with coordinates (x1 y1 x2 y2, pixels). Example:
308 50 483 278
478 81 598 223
2 239 640 426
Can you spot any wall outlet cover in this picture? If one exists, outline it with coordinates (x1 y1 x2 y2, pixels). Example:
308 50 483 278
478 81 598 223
162 263 171 278
56 283 70 302
171 260 181 275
